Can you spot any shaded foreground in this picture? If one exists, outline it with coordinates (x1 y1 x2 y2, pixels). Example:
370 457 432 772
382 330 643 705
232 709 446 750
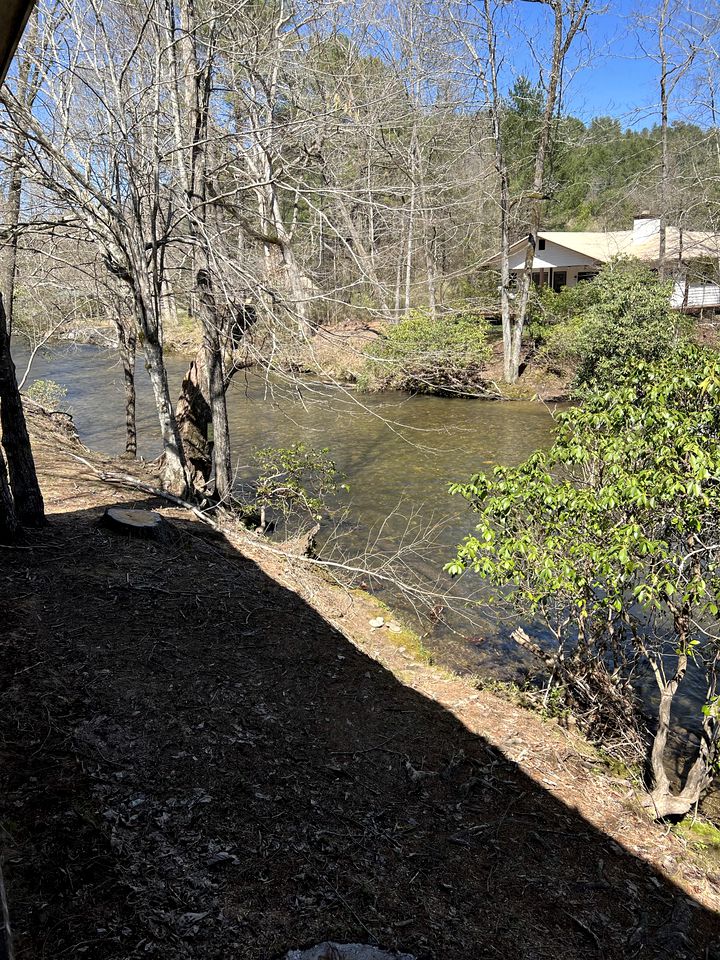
2 411 720 958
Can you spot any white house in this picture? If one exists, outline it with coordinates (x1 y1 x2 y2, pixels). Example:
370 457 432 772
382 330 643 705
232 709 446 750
485 215 720 312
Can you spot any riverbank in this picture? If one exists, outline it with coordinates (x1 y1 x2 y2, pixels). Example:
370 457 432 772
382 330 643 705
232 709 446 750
2 406 720 958
53 316 573 402
283 321 572 402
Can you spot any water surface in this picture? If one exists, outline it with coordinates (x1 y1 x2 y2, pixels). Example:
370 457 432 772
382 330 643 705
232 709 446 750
18 342 560 676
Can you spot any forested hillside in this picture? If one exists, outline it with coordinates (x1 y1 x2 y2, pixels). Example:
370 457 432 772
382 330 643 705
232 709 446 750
543 113 720 231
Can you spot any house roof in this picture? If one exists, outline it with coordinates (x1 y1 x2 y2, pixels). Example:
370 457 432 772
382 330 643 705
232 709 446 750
538 231 634 262
636 229 720 262
485 227 720 268
0 0 36 85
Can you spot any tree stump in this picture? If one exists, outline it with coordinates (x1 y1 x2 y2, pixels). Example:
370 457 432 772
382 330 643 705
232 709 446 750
102 506 164 537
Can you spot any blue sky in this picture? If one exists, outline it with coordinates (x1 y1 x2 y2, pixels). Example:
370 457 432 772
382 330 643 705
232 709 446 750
501 0 704 130
567 3 664 127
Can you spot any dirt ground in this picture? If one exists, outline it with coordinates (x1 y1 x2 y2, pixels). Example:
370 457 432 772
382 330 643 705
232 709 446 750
2 408 720 959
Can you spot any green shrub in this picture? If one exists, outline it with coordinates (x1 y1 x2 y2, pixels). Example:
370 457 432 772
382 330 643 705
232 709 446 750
527 277 600 344
25 378 68 410
447 346 720 815
532 260 689 388
249 442 347 531
572 260 687 387
360 310 491 395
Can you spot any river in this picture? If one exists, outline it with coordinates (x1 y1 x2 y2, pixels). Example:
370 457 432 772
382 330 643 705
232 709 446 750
17 342 558 673
14 342 710 758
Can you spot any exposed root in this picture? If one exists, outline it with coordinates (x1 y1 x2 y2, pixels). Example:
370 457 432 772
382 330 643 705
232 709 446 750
512 628 646 763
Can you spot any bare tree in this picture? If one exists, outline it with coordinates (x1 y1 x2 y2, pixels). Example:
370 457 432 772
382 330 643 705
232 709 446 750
163 0 235 498
637 0 703 278
225 0 317 336
0 0 190 493
509 0 592 381
450 0 592 382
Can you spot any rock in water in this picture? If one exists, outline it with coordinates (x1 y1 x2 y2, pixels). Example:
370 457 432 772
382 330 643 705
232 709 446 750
102 506 164 537
282 945 415 960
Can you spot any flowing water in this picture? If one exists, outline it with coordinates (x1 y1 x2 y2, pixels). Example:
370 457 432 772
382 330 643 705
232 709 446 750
17 343 557 672
15 342 710 750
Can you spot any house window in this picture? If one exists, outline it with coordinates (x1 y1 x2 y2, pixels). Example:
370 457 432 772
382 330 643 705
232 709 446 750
553 271 567 293
538 238 546 251
531 271 542 288
577 271 599 283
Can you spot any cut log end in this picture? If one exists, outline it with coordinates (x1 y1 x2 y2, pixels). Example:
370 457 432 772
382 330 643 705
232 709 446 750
102 506 164 537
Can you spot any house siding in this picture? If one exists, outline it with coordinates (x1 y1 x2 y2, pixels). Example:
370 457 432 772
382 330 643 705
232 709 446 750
671 283 720 310
496 227 720 311
507 239 600 272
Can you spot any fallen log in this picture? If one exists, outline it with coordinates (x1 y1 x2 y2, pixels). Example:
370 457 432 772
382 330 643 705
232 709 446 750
70 455 221 529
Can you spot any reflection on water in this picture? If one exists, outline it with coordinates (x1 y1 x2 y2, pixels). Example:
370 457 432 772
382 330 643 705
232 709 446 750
15 342 709 746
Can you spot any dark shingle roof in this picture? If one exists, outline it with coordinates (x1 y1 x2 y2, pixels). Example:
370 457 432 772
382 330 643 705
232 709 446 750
0 0 36 85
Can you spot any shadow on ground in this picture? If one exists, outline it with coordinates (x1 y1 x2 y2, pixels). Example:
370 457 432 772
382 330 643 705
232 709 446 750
1 502 719 959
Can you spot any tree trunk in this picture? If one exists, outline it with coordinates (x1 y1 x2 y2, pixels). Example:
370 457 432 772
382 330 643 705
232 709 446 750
643 636 717 819
109 245 186 492
114 316 137 458
197 268 232 502
175 288 256 499
2 20 34 339
175 356 213 492
478 0 517 384
0 294 45 526
161 277 179 329
264 182 312 339
166 0 235 497
144 330 188 496
500 175 513 384
425 226 437 320
1 149 22 336
497 1 590 383
643 685 712 819
645 666 683 817
0 444 17 543
510 16 563 384
394 234 403 318
404 180 415 313
136 299 188 495
279 232 312 340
